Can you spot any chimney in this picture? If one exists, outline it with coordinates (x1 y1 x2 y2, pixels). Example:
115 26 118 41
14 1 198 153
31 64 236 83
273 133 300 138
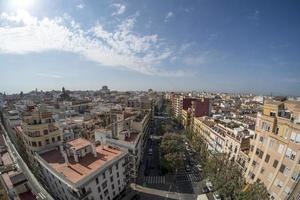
72 148 78 162
91 143 97 157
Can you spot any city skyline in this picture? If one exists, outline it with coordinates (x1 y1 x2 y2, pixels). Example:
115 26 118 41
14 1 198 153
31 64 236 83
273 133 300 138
0 0 300 95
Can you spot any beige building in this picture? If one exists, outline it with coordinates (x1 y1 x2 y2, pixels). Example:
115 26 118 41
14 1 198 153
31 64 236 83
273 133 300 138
171 94 184 118
245 100 300 200
193 117 251 159
15 105 63 170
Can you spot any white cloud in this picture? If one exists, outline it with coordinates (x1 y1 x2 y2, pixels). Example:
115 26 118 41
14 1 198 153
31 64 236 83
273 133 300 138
0 9 184 76
112 3 126 16
35 73 62 79
164 11 174 22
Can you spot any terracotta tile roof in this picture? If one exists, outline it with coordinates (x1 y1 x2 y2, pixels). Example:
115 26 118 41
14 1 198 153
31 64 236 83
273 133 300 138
40 145 123 183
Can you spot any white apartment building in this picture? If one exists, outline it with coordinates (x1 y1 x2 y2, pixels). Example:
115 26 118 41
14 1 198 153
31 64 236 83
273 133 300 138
36 138 128 200
95 111 151 181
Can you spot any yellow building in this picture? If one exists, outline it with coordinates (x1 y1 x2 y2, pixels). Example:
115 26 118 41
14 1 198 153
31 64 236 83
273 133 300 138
245 100 300 200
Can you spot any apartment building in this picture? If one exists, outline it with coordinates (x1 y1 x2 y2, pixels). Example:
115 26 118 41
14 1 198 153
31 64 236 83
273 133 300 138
36 138 128 200
193 117 252 161
14 105 63 170
245 100 300 200
181 98 211 128
95 110 152 181
171 94 184 118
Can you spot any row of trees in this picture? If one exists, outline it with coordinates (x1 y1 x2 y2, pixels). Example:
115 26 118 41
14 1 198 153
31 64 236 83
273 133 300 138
159 133 185 173
187 129 269 200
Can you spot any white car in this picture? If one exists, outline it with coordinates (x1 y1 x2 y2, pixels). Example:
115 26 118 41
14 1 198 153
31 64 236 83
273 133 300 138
205 180 213 192
196 164 203 172
213 192 221 200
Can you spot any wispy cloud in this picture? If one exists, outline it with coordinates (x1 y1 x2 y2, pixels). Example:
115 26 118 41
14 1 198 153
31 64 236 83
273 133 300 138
0 9 185 76
164 11 174 22
183 51 210 66
247 9 260 20
76 3 85 9
112 3 126 16
35 73 63 79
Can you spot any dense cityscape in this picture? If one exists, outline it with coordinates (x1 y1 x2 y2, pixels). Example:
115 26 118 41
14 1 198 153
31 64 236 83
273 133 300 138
1 0 300 200
0 88 300 200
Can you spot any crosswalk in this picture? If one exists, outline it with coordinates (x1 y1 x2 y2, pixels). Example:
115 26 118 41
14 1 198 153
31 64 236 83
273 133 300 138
144 176 166 184
176 173 201 183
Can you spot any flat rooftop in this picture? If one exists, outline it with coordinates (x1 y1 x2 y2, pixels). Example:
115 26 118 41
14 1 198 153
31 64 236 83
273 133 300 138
40 145 124 184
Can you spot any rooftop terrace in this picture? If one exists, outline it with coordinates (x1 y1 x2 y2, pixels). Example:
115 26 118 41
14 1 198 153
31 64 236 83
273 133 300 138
39 143 124 184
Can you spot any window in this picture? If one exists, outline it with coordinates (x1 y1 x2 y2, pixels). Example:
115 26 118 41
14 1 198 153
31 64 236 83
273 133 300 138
109 168 112 174
286 148 296 160
104 189 108 196
296 134 300 143
43 129 48 135
283 167 290 177
96 177 99 184
57 136 61 141
275 127 279 135
284 187 291 196
265 154 270 163
258 150 264 159
97 186 101 193
291 172 300 182
276 179 283 188
260 167 265 174
32 141 37 147
262 122 270 132
290 132 296 142
252 160 256 166
112 184 115 190
110 176 113 182
279 164 286 173
259 136 264 143
38 141 42 146
45 139 50 145
117 172 119 178
102 172 106 179
278 144 284 154
101 181 107 189
52 137 55 143
273 160 279 168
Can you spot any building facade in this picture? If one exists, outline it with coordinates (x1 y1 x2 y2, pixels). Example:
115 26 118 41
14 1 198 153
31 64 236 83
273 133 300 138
245 100 300 200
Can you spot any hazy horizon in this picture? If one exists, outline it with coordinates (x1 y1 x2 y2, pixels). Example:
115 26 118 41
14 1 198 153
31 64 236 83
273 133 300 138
0 0 299 95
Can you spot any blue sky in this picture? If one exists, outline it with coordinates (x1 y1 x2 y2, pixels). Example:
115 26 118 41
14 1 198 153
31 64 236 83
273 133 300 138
0 0 299 95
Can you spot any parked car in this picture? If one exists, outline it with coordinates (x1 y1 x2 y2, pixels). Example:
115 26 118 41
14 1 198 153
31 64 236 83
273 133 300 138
213 192 221 200
205 180 213 192
196 164 203 172
148 148 153 155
